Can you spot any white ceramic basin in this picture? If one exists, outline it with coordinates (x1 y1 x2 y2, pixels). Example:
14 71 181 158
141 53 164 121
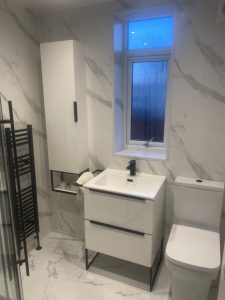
84 168 166 199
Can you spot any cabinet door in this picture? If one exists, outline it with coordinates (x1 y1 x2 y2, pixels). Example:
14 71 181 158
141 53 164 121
41 40 88 173
85 220 153 267
84 188 154 234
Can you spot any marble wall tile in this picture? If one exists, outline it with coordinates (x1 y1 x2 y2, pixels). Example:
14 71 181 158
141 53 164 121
50 191 84 240
0 0 52 238
38 0 225 239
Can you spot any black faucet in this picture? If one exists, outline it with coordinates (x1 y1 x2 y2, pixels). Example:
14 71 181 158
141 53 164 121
127 160 136 176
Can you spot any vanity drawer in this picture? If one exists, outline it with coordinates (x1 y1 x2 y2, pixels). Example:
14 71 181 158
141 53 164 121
84 188 154 234
85 220 152 267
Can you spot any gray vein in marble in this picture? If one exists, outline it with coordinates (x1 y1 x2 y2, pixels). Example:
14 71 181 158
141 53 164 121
0 91 47 139
174 124 186 131
175 0 225 85
82 280 107 287
175 60 225 104
2 0 39 47
49 236 77 242
29 254 35 271
146 161 157 175
61 20 79 41
162 162 175 181
155 290 171 297
59 212 76 236
89 152 105 170
86 88 112 108
0 50 19 71
42 258 63 300
115 290 141 297
20 83 45 120
0 50 45 119
117 0 132 9
171 126 212 179
85 56 112 87
0 2 7 13
39 212 53 217
174 0 194 13
37 186 51 200
46 258 62 279
195 39 225 75
30 127 47 139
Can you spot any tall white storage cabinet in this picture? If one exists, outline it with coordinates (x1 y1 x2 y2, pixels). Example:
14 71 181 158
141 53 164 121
40 40 88 174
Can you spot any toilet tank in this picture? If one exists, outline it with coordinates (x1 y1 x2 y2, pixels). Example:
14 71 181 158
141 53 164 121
174 177 224 232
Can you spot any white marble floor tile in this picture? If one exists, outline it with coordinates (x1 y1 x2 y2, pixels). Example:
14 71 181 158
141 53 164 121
21 232 171 300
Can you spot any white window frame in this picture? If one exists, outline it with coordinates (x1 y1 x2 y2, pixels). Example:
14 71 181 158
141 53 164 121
113 6 175 160
123 17 172 150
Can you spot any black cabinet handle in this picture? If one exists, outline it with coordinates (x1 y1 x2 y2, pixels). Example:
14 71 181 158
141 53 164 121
89 220 145 236
89 188 146 201
74 102 78 122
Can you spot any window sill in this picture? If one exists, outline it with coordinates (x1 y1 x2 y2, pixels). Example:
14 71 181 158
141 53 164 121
114 146 167 161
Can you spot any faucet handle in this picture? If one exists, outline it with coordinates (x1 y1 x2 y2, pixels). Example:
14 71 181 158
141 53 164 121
129 160 136 165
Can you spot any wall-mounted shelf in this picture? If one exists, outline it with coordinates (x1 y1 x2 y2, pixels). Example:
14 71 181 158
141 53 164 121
53 185 80 195
50 169 103 196
50 170 88 196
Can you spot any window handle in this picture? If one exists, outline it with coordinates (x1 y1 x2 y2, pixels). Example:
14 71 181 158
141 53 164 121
143 137 154 147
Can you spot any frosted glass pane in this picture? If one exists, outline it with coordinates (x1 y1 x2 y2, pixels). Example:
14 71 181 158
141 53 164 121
128 17 173 50
130 60 168 142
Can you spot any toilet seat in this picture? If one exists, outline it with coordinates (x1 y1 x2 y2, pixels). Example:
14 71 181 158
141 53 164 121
166 224 220 273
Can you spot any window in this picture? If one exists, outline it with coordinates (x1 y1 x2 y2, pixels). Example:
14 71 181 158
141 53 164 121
128 17 173 50
114 11 174 159
129 59 169 143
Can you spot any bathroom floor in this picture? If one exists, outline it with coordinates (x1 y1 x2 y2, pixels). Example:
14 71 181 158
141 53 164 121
21 232 219 300
21 232 172 300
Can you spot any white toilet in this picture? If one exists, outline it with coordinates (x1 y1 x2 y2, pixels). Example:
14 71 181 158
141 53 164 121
166 176 224 300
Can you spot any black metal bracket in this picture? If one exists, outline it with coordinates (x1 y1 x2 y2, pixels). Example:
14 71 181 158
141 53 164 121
85 239 163 291
50 169 89 195
149 239 163 291
85 249 99 270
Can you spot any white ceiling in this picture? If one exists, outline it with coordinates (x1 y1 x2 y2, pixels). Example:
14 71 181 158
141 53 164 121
14 0 114 13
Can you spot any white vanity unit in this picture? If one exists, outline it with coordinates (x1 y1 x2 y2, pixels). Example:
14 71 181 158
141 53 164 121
84 169 166 290
40 40 88 175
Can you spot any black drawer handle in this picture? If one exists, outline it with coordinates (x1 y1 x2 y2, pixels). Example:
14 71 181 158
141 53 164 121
89 220 145 236
74 101 78 122
89 189 146 201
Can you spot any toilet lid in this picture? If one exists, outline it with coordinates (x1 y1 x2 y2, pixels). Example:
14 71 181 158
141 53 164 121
166 225 220 273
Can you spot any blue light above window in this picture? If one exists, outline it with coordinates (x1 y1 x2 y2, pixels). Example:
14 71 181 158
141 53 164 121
128 16 173 50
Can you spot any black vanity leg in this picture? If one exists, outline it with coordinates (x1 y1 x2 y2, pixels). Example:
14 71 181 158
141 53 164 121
149 239 164 292
85 248 89 270
150 267 153 291
85 248 99 270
